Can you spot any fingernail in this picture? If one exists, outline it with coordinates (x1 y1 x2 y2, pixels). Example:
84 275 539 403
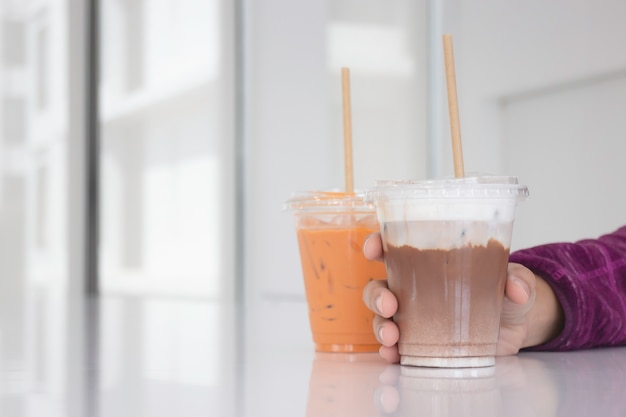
378 326 385 342
512 276 531 299
375 295 384 314
362 234 371 252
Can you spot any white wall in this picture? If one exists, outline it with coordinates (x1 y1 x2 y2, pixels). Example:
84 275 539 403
439 0 626 249
503 74 626 249
243 0 429 356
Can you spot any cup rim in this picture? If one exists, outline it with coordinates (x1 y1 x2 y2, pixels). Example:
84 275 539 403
283 190 375 213
366 174 529 201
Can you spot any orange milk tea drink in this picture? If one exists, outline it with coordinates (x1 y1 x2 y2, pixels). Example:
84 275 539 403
285 191 386 352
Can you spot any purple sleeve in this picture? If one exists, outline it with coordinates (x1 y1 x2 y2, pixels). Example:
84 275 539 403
509 225 626 351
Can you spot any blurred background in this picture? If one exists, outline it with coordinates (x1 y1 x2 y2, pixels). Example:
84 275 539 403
0 0 625 415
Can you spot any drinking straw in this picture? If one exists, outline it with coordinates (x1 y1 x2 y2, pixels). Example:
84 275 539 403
442 34 465 178
341 67 355 193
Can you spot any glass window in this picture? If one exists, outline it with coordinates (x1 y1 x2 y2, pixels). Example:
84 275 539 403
0 0 82 411
98 0 231 298
97 1 236 412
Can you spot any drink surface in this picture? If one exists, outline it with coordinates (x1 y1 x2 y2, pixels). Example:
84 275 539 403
297 224 386 352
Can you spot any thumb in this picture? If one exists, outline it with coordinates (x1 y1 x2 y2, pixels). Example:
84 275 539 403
504 263 537 306
500 263 537 325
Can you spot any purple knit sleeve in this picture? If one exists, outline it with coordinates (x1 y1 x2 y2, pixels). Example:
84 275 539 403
509 225 626 351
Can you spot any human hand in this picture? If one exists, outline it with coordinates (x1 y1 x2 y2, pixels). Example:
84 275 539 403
362 233 563 362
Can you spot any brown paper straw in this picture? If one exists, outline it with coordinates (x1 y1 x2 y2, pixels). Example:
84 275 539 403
341 67 354 194
443 34 465 178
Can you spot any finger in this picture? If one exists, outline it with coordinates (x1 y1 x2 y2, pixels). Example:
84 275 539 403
374 315 400 346
362 280 398 318
505 263 535 305
505 277 530 305
379 345 401 364
374 385 401 414
378 364 401 385
363 232 384 261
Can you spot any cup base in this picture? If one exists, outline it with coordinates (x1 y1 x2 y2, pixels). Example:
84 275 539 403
400 355 495 368
315 343 381 353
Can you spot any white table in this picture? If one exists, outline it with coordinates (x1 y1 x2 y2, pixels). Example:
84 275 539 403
235 343 626 417
1 290 625 416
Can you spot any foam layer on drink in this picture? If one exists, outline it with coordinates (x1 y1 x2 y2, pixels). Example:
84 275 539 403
378 198 518 222
381 218 513 250
367 176 528 250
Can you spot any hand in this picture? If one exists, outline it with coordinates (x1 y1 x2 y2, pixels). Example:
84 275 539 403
362 233 564 363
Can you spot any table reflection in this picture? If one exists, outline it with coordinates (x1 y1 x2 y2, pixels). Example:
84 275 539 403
306 352 387 416
519 349 626 417
305 348 626 417
378 365 502 416
0 288 236 417
376 356 562 416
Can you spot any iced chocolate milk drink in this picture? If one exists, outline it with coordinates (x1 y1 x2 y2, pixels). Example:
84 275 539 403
366 176 528 367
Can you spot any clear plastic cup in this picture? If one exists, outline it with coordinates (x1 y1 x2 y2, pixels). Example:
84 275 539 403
366 176 528 367
285 191 387 352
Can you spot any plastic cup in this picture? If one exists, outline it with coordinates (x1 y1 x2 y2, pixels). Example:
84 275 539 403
366 176 528 367
285 191 387 353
